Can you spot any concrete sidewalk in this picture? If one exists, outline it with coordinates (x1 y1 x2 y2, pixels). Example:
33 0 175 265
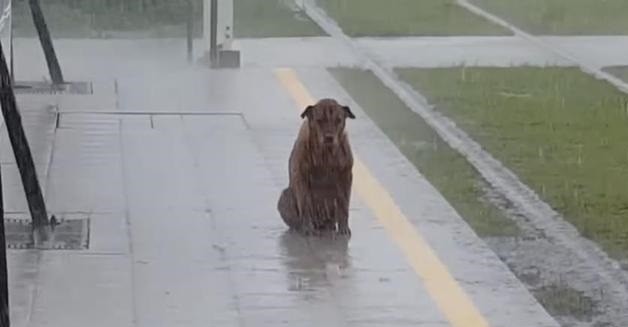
13 36 628 73
1 39 560 326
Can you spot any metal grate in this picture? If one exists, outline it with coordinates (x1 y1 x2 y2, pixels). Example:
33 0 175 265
13 81 93 95
4 217 90 250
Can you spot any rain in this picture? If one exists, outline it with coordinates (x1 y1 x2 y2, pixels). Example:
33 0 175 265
0 0 627 326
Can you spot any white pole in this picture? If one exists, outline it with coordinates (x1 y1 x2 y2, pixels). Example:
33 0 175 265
204 0 233 52
216 0 233 51
203 0 238 67
7 0 12 81
203 0 210 54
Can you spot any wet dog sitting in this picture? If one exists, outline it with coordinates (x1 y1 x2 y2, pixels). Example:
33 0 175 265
277 98 355 236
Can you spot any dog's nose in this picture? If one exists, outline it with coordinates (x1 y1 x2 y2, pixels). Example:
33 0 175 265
324 136 334 144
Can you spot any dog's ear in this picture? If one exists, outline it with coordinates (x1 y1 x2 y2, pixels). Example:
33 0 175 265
300 105 314 119
343 106 356 119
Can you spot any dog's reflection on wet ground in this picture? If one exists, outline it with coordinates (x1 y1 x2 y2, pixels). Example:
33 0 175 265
278 230 351 294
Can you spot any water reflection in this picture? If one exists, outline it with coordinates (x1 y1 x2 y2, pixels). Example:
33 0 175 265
278 230 351 294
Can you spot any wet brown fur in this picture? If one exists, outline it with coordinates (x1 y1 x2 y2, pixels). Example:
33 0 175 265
277 98 355 236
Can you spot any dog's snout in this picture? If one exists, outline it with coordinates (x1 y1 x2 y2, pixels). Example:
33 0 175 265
324 136 334 144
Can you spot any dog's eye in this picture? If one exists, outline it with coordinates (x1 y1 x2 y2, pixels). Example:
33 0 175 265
317 119 325 124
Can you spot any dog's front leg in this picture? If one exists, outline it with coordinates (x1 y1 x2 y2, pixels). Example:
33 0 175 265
293 184 317 236
337 171 353 236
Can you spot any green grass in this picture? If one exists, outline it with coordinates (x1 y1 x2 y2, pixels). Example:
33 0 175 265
397 66 628 260
534 283 596 321
235 0 325 37
12 0 324 38
318 0 509 37
472 0 628 35
13 0 204 38
329 68 518 237
14 1 98 38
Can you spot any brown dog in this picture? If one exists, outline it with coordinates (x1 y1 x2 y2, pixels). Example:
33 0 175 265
277 98 355 236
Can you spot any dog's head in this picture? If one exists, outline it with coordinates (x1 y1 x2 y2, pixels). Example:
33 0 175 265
300 98 355 147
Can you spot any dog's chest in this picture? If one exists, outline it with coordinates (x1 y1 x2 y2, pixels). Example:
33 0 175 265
309 167 342 189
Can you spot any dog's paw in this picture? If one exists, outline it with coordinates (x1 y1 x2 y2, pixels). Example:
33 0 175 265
303 229 322 237
300 224 320 237
337 226 351 236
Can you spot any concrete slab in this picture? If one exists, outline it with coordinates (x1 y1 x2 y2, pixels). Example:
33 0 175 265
12 38 193 81
232 37 359 68
17 36 628 78
0 97 55 213
181 111 448 326
356 36 570 67
46 113 124 215
7 250 39 327
28 253 133 327
3 35 565 327
357 36 628 68
538 36 628 68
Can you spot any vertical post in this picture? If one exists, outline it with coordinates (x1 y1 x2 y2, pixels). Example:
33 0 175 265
0 2 9 320
209 0 218 67
9 0 13 83
28 0 64 85
0 180 8 327
0 162 8 327
0 29 49 230
186 0 193 63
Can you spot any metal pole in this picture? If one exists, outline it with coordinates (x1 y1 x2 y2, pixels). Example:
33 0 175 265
186 0 193 63
28 0 64 85
0 157 8 327
209 0 218 67
0 2 9 317
0 28 49 231
9 0 13 83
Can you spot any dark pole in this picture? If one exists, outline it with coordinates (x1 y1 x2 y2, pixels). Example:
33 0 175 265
0 5 9 320
0 30 49 230
0 155 8 327
9 0 13 83
28 0 64 85
186 0 194 63
209 0 218 67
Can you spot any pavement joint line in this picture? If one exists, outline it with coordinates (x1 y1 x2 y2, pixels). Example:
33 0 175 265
455 0 628 94
275 67 491 327
56 110 244 116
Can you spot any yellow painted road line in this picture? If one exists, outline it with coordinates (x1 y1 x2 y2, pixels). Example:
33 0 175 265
275 68 491 327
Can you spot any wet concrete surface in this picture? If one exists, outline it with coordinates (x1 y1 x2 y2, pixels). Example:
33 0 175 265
0 37 564 326
355 36 569 68
300 2 628 326
292 68 559 326
13 36 628 74
361 35 628 68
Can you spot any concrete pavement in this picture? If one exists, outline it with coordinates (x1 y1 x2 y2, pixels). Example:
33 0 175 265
0 37 562 326
14 36 628 72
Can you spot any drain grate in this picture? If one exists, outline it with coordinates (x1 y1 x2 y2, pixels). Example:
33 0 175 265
5 219 32 249
4 218 90 250
13 81 93 95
